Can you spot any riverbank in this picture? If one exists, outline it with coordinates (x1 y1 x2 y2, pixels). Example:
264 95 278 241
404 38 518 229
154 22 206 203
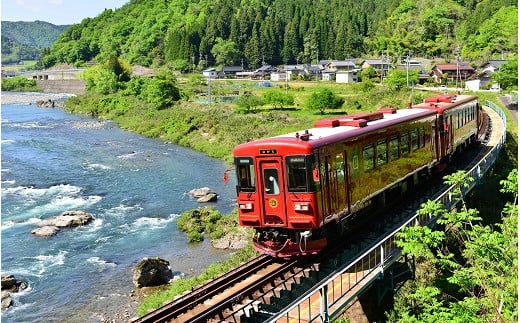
1 91 74 105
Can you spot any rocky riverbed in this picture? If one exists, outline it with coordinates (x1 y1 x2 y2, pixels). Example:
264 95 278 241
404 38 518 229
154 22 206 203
1 91 74 105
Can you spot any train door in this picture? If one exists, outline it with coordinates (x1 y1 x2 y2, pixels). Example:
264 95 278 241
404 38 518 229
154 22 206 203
258 158 287 226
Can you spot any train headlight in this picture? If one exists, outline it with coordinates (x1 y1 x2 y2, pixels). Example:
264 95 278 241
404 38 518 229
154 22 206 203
294 202 310 211
239 203 253 210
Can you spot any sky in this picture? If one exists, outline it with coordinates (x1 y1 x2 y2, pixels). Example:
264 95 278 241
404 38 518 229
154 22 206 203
2 0 130 25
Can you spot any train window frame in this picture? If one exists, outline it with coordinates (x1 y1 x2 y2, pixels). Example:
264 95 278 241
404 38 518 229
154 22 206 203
400 132 410 156
286 155 313 193
389 135 399 161
235 157 256 192
411 128 419 151
263 168 280 195
419 127 425 148
376 139 388 166
363 144 375 172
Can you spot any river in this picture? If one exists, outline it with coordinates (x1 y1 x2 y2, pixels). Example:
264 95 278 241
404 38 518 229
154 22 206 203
1 99 238 322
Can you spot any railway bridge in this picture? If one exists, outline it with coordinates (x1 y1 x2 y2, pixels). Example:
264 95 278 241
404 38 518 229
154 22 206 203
133 101 507 323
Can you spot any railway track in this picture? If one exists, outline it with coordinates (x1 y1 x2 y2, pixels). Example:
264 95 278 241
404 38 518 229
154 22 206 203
131 108 500 323
132 255 320 322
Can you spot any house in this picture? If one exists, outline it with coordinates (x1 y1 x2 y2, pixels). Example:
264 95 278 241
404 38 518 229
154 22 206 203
202 68 217 79
335 70 359 83
465 79 481 91
271 65 305 81
218 66 244 78
254 65 277 79
301 64 323 79
320 60 358 82
480 59 507 73
430 63 475 83
478 60 507 88
360 59 391 76
325 60 357 72
271 64 322 81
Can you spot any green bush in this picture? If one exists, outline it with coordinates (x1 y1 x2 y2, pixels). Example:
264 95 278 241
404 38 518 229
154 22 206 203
176 207 225 243
1 76 40 91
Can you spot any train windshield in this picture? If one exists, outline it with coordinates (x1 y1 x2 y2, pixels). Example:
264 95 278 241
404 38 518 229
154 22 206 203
235 157 255 192
286 155 312 192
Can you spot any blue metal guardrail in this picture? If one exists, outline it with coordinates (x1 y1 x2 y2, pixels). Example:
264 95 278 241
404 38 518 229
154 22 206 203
268 101 507 323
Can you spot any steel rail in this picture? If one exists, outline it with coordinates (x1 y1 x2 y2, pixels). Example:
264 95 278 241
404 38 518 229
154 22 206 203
132 255 273 322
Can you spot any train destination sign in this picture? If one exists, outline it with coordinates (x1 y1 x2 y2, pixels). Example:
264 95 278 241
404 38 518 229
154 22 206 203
259 149 277 155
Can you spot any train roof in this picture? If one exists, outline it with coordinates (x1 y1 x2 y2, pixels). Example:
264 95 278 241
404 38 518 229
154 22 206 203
234 107 437 153
414 94 478 114
233 94 478 154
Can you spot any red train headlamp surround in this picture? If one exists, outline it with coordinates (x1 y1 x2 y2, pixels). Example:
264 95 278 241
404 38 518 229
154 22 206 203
239 202 254 210
294 202 310 211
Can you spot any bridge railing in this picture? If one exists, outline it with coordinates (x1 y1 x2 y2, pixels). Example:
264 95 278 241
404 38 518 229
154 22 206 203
268 102 507 323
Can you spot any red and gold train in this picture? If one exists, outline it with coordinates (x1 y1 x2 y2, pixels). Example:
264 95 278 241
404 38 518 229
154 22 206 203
232 94 482 257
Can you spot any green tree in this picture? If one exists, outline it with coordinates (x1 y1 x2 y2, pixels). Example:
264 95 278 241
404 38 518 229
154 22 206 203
391 170 518 322
142 71 181 110
305 88 344 114
211 37 240 67
385 69 419 90
360 66 377 82
84 65 118 94
235 92 264 114
491 60 518 90
263 89 294 109
103 55 132 82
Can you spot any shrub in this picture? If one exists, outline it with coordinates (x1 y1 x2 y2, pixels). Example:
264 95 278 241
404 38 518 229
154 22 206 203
1 76 40 91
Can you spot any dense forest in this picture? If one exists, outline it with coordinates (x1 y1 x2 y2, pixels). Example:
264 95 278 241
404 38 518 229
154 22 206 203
40 0 517 69
1 21 69 64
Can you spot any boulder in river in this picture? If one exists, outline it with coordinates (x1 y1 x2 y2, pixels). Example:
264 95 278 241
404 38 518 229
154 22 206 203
31 210 93 237
187 187 218 203
133 257 173 288
1 274 28 310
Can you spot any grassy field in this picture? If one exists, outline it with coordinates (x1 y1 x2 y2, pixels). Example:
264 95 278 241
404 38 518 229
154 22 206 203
1 60 38 73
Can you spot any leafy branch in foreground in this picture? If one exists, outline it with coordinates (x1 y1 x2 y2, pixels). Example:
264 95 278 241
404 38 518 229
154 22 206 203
391 169 518 322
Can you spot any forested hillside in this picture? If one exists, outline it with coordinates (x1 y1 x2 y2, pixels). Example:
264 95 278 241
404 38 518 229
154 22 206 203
41 0 517 69
2 21 69 64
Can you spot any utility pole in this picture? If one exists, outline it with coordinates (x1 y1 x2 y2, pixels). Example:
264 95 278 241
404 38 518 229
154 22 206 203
406 50 411 88
455 45 461 90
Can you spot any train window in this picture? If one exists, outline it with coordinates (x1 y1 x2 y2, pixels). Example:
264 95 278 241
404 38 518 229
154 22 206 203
419 127 425 147
235 157 255 192
263 168 280 195
286 155 310 192
389 135 399 161
336 153 346 177
352 154 359 170
400 132 410 156
411 129 419 151
377 139 388 166
363 144 375 172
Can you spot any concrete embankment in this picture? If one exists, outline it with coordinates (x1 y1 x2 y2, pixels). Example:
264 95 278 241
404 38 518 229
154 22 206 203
36 79 86 95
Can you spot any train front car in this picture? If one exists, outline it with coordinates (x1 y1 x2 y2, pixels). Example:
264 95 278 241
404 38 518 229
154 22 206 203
233 135 324 257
